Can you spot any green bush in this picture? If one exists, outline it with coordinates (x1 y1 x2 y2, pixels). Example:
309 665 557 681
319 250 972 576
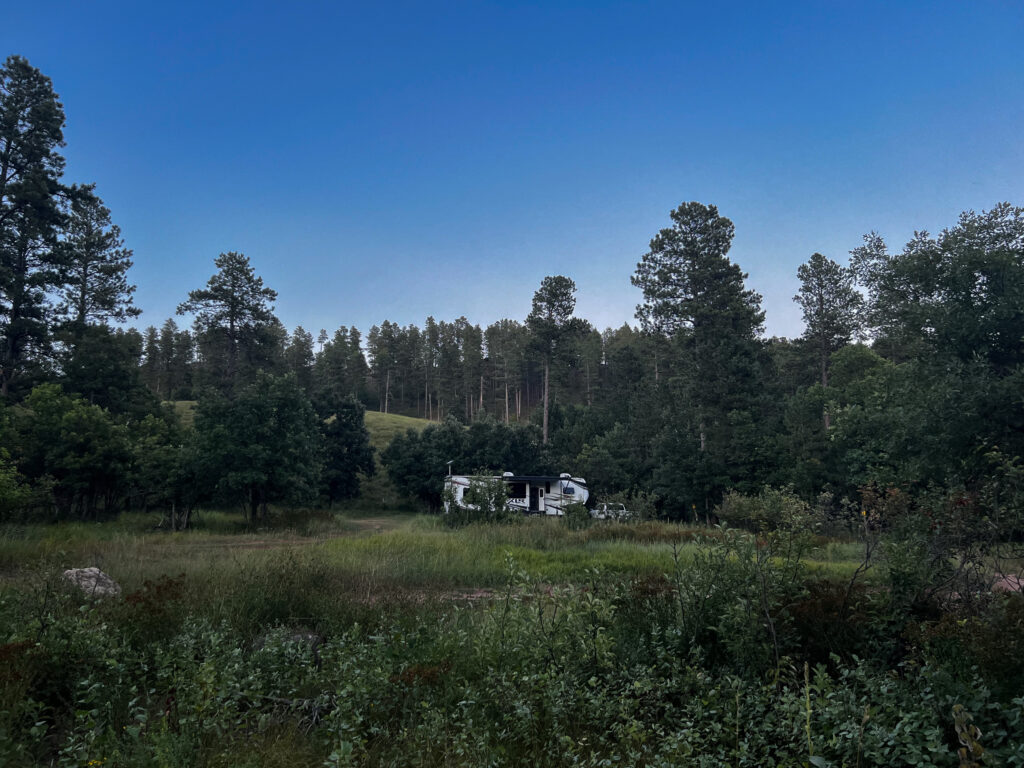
716 485 811 531
561 501 592 530
442 474 520 528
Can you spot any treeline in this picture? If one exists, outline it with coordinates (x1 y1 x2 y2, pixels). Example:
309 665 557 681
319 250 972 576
135 299 610 426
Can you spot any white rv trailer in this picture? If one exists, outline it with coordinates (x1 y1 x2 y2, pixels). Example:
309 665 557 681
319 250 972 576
444 472 589 516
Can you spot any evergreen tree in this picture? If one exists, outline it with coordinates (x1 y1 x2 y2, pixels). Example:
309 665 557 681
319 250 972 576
285 325 315 394
526 276 579 444
367 320 400 413
60 325 156 417
176 251 278 391
795 252 862 389
632 202 769 514
140 325 161 394
320 396 375 505
56 185 140 336
0 56 67 397
484 319 527 423
794 252 862 428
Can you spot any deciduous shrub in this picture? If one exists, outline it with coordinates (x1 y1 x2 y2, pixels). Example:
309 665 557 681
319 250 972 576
442 474 519 528
716 486 811 531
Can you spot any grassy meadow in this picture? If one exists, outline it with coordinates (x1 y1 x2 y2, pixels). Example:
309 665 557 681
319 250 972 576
0 510 868 595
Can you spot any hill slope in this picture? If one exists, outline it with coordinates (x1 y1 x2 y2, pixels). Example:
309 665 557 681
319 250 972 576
361 411 433 510
364 411 432 451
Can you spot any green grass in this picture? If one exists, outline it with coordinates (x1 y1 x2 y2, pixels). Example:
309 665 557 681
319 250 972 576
363 410 432 450
357 410 433 511
165 399 197 426
1 513 869 601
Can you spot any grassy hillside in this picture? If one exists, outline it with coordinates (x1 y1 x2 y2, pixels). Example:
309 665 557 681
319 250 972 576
359 410 433 511
364 410 432 451
165 399 197 427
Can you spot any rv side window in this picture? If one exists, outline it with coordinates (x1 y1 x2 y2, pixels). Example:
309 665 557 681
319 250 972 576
564 486 574 494
508 482 526 498
545 481 550 493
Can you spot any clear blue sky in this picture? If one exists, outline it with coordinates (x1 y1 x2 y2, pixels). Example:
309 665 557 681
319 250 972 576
5 1 1023 339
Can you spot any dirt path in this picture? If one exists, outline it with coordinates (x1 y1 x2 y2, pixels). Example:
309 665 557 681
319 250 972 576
178 514 410 550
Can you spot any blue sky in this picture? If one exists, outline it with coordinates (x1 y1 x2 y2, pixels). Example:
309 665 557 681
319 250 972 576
5 1 1023 339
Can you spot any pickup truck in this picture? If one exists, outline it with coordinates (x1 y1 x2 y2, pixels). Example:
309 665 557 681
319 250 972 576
590 502 632 521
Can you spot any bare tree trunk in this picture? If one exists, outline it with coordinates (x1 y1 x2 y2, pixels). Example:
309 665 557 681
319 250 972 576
542 358 550 444
504 380 509 423
821 341 831 430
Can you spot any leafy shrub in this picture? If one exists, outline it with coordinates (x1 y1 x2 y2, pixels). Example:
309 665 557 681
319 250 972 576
716 486 811 531
443 474 519 528
562 501 591 530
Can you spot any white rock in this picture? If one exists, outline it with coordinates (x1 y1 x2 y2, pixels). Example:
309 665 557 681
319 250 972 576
62 567 121 598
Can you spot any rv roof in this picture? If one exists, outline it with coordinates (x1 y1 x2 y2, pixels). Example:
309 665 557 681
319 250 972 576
450 474 585 485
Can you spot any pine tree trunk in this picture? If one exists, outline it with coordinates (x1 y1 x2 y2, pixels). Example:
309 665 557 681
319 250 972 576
821 340 830 430
542 358 550 444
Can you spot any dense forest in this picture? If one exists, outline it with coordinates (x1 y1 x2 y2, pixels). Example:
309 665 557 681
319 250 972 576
2 53 1023 527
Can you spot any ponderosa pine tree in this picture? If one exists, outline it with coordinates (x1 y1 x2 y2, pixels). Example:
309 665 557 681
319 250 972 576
285 325 315 395
176 251 278 391
526 275 578 444
368 320 401 413
484 319 527 423
159 318 193 399
0 56 67 397
633 202 768 515
57 185 140 338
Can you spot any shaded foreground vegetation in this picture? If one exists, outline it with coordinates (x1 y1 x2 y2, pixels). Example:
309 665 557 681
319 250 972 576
2 512 1023 767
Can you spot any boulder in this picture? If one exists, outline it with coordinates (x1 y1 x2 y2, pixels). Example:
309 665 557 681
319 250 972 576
62 567 121 598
